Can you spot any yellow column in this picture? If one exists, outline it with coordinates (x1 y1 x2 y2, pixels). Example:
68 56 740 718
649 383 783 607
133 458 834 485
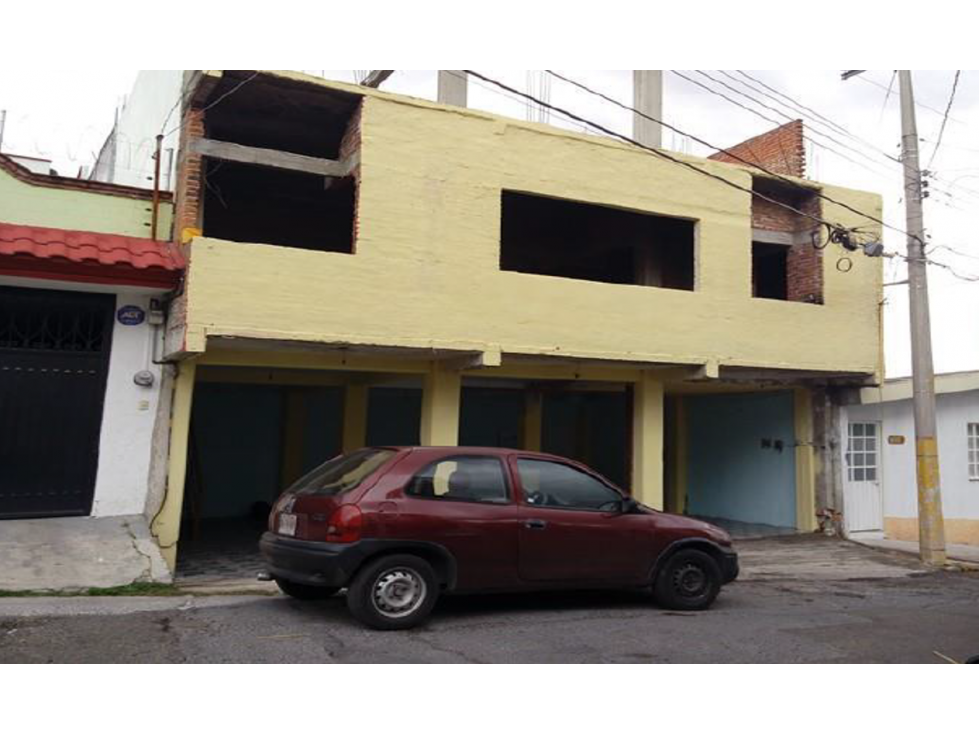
279 389 307 487
521 388 543 451
420 362 461 446
342 383 369 452
669 396 688 515
151 360 197 573
632 372 664 509
794 388 818 532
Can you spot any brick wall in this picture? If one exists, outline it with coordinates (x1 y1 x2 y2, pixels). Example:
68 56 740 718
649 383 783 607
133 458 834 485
716 119 824 305
709 119 805 178
172 106 205 243
338 101 363 249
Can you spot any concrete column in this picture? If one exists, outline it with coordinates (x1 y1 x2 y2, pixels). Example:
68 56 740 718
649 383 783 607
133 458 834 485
342 383 369 453
438 71 468 107
633 70 663 149
794 388 818 532
669 396 688 514
420 363 461 446
151 360 197 572
521 388 543 452
632 372 665 509
279 389 307 487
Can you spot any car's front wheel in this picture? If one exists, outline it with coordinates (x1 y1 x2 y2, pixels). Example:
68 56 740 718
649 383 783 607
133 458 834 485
347 554 439 630
653 549 722 611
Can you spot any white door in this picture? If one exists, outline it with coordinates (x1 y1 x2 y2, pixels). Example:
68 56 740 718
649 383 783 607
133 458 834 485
844 421 883 533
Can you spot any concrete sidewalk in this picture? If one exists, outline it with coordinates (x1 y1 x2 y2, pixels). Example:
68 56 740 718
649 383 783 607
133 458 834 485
0 516 171 592
735 534 925 581
851 537 979 566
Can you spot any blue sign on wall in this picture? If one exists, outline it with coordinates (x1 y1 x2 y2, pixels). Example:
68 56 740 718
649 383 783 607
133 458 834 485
116 305 146 326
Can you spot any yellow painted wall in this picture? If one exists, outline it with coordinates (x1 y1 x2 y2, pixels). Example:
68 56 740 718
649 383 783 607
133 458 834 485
0 164 172 238
183 77 883 376
885 517 979 547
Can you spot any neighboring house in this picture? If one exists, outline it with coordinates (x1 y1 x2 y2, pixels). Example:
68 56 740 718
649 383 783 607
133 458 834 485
840 371 979 546
144 70 884 574
90 70 185 190
0 152 182 589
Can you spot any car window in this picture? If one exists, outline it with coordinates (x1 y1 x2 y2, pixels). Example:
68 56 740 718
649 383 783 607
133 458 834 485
290 448 396 496
406 456 509 504
517 459 622 511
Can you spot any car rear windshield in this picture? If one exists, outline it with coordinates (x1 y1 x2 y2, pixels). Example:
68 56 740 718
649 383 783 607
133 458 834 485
289 449 396 496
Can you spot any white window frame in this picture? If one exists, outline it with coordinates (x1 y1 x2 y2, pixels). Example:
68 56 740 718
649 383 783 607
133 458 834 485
846 422 880 483
968 423 979 481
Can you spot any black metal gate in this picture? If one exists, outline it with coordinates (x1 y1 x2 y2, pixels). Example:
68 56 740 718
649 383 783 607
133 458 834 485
0 286 115 519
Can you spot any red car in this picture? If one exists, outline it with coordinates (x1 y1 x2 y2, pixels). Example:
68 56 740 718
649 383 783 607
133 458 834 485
260 447 738 630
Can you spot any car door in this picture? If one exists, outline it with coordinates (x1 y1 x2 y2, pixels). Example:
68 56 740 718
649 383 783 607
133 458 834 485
513 456 652 584
395 454 522 590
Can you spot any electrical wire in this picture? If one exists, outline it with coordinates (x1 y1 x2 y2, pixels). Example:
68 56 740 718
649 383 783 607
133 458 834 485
928 70 963 171
466 70 975 283
546 70 920 246
730 70 979 210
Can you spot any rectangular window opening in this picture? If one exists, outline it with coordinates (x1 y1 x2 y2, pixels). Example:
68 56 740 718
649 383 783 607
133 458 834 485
500 191 695 290
751 177 824 305
199 74 361 253
752 242 789 300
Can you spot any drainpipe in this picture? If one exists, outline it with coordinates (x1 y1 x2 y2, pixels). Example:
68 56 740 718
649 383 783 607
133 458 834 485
151 133 163 241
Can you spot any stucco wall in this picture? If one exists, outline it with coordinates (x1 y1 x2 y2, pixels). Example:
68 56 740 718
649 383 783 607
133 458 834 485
844 391 979 541
0 163 172 238
183 83 883 375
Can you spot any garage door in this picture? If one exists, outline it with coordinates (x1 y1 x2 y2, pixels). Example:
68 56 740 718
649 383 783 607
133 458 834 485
0 286 114 519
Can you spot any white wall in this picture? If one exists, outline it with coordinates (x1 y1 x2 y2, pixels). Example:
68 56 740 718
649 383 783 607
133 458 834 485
844 391 979 521
94 71 184 191
0 276 167 518
91 292 168 516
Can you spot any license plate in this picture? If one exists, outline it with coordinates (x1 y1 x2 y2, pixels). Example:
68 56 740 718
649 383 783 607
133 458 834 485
278 513 297 537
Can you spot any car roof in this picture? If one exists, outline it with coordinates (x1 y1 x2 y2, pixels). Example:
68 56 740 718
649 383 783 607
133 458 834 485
371 446 564 460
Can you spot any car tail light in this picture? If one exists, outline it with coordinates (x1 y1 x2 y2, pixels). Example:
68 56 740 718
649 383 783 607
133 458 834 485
324 505 363 543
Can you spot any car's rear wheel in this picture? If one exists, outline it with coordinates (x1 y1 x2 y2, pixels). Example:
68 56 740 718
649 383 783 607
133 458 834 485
653 549 722 611
347 554 439 630
275 578 339 601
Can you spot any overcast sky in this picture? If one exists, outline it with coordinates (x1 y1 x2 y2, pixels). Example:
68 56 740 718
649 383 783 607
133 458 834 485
0 69 975 378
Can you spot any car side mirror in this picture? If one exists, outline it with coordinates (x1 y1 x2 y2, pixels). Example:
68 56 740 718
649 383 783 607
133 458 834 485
620 497 639 514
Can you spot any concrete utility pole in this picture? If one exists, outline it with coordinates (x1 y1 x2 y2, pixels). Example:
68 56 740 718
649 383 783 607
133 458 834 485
843 69 947 565
0 109 6 152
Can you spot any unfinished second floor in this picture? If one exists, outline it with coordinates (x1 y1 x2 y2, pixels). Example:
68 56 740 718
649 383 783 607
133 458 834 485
169 70 884 379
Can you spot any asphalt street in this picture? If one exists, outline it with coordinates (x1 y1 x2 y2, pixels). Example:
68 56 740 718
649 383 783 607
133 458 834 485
2 538 978 663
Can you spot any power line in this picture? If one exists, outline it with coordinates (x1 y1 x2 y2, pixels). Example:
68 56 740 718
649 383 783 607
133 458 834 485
690 70 979 209
671 70 901 185
928 70 963 171
546 70 899 240
466 70 973 283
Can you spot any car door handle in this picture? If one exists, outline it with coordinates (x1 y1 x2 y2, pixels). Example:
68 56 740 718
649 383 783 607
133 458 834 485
525 519 548 530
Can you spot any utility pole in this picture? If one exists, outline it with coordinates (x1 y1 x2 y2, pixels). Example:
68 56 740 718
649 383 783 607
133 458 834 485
843 69 947 565
0 109 6 152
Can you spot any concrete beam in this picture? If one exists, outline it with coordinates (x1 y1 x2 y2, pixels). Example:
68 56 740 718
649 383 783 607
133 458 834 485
190 138 357 178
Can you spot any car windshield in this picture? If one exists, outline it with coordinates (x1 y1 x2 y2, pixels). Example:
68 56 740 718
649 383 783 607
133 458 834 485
289 448 396 496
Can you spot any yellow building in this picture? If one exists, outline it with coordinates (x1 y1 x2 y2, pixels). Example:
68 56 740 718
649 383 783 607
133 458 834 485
153 70 883 572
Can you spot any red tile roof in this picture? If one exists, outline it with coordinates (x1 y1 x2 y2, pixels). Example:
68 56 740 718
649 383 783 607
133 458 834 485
0 221 185 288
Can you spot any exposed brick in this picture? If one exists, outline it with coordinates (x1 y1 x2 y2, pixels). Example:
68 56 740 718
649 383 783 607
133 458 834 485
709 120 805 178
